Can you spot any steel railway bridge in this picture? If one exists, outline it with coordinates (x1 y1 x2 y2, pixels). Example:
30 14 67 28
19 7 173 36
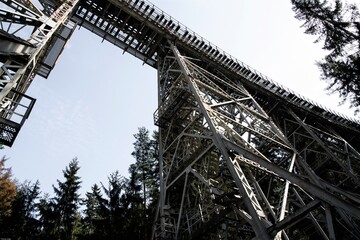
1 0 360 239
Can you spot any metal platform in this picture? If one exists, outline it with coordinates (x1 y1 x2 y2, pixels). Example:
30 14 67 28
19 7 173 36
1 0 360 239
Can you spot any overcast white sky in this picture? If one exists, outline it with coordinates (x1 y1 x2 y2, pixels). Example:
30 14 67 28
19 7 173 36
2 0 358 196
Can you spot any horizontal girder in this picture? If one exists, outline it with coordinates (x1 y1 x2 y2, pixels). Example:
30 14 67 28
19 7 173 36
154 44 360 240
2 1 360 239
52 0 360 137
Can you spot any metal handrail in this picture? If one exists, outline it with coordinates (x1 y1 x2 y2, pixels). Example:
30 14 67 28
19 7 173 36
120 0 359 126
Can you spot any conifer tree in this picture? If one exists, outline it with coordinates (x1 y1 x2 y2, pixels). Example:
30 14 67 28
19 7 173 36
52 158 82 240
291 0 360 112
149 130 160 209
4 181 41 239
38 194 57 239
81 184 108 240
82 184 99 238
131 127 159 239
132 128 159 208
122 165 145 240
101 171 126 240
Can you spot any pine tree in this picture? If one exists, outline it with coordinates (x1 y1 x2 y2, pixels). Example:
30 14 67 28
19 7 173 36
81 184 107 240
122 165 145 240
101 171 126 240
132 128 159 208
149 130 160 209
291 0 360 112
52 158 82 240
4 181 41 239
38 194 58 239
82 185 98 238
130 127 159 239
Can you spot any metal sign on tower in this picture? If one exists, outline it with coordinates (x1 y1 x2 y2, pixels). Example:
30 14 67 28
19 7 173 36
1 0 360 239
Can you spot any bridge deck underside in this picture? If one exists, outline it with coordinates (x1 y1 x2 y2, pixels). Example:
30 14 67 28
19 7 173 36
50 0 360 239
1 0 360 239
70 0 360 134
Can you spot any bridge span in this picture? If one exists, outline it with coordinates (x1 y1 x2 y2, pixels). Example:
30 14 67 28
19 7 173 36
1 0 360 239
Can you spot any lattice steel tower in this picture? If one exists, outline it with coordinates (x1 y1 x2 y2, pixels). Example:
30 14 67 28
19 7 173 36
1 0 360 239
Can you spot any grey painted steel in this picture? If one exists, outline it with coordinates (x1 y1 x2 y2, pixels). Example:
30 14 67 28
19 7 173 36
67 0 360 129
2 0 360 239
0 0 78 146
153 42 360 239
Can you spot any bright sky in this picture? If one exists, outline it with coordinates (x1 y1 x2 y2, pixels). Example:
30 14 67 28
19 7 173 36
2 0 357 197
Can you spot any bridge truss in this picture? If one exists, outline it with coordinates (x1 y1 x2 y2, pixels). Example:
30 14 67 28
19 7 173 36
1 0 360 239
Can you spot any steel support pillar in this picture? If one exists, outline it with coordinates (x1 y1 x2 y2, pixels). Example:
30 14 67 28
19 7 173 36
153 43 360 240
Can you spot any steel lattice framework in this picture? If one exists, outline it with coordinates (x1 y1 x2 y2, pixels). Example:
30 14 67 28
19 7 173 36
0 0 78 145
1 0 360 239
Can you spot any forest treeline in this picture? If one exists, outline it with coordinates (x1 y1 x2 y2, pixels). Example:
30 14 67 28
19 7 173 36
0 1 359 239
0 127 158 240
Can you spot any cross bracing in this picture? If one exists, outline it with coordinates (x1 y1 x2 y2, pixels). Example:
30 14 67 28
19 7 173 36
1 0 360 239
153 44 360 239
0 0 78 146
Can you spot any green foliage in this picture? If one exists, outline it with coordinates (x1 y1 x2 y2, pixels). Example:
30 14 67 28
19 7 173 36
11 181 41 238
52 158 82 240
122 170 144 239
130 127 159 239
0 127 159 240
101 171 126 239
131 127 159 206
80 184 106 239
37 194 58 239
291 0 360 112
0 180 41 239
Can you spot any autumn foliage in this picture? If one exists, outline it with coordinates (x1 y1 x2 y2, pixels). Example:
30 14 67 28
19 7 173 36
0 157 16 217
